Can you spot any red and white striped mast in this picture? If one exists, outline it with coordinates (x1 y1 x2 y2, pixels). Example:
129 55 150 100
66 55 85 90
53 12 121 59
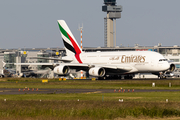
78 24 83 49
78 24 83 79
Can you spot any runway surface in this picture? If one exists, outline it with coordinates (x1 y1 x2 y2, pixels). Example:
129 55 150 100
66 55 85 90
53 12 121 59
0 88 180 95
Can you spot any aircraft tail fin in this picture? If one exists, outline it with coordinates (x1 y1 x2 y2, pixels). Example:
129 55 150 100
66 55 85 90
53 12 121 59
57 20 82 57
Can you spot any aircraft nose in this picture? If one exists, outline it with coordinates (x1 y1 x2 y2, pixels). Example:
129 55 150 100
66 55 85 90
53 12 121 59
164 62 170 70
159 62 170 71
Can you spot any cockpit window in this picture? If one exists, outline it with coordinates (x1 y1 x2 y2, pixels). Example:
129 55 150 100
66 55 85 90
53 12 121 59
159 59 168 62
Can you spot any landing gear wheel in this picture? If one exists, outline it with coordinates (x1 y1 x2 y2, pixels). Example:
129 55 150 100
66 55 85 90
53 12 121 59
98 76 106 80
124 75 133 79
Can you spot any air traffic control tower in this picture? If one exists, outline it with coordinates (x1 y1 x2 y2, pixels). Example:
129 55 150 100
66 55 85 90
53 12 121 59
102 0 122 47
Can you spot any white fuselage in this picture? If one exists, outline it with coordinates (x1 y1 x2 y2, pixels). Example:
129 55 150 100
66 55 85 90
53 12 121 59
57 20 172 77
66 51 170 74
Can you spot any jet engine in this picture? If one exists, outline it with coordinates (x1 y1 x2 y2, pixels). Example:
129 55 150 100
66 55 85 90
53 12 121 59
169 63 175 72
89 67 105 77
53 65 70 75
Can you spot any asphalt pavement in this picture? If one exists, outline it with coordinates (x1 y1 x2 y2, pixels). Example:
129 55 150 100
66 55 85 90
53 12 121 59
0 88 179 95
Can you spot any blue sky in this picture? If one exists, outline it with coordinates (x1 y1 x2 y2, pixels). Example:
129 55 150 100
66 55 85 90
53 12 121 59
0 0 180 49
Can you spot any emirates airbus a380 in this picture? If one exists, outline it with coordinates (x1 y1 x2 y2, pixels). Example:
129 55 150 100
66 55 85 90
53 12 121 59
15 20 175 79
53 20 175 79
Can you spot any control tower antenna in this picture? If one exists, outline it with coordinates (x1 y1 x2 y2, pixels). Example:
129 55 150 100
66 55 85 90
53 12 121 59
102 0 122 47
78 24 83 49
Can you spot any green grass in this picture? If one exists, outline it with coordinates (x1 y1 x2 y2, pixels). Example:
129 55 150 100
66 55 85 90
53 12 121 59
0 78 180 119
0 78 180 90
0 91 180 102
0 100 179 120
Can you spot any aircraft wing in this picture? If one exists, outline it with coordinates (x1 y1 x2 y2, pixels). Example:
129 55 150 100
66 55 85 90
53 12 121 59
95 64 133 74
100 65 132 71
14 62 133 74
14 63 58 66
14 63 59 70
61 63 133 74
59 63 90 71
14 63 90 71
28 57 73 62
14 63 89 67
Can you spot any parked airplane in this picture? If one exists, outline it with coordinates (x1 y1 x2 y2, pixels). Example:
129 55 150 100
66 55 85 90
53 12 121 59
2 61 50 78
15 20 175 79
164 69 180 78
0 61 16 77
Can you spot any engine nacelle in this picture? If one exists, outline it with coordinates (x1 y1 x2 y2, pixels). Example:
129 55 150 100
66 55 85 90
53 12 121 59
169 63 176 72
53 65 70 75
89 67 105 77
